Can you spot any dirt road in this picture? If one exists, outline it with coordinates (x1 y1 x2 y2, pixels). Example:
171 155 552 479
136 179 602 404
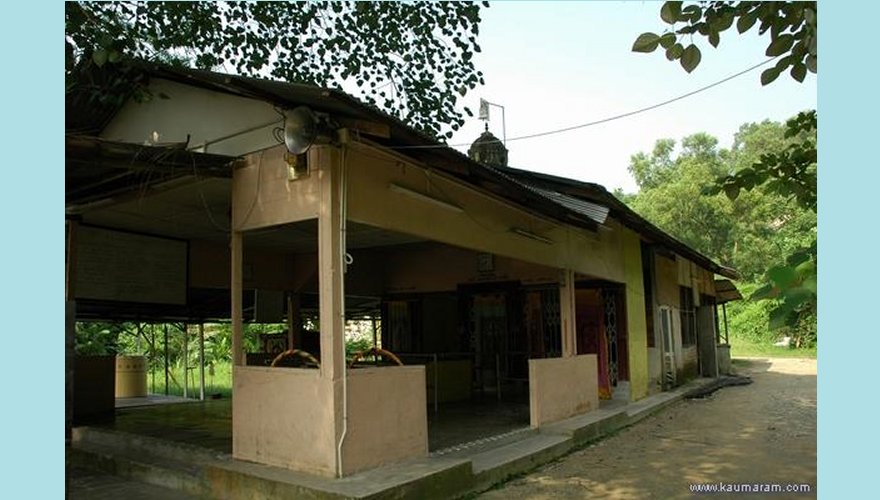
479 357 817 499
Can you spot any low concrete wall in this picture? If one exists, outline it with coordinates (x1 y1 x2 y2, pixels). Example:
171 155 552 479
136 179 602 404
232 366 336 477
73 355 116 424
717 344 731 375
529 355 598 427
681 345 699 381
647 347 663 395
342 366 428 475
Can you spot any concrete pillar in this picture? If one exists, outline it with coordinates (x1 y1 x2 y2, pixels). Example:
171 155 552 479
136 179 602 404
645 246 662 353
183 323 189 398
65 218 78 444
697 306 719 378
559 269 577 358
622 230 649 400
316 145 348 477
317 146 346 383
199 323 205 401
287 294 302 350
231 230 244 366
66 301 75 443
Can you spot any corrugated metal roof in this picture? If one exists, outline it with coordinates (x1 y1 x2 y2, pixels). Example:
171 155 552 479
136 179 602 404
66 135 236 207
714 279 743 303
68 61 736 279
495 166 739 280
529 186 609 224
480 164 610 224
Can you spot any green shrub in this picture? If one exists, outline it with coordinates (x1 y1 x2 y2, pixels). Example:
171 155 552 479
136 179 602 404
725 282 816 349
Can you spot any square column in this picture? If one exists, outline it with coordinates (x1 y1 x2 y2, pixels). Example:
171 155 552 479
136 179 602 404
231 143 427 478
317 146 346 384
560 269 577 357
231 230 244 366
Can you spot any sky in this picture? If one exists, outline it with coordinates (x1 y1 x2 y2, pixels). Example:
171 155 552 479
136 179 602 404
446 1 817 193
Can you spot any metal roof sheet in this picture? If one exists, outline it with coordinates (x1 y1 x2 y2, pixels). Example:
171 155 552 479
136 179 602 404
67 61 736 279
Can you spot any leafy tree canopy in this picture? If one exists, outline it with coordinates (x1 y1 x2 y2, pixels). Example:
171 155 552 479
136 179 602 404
65 1 489 139
709 110 816 211
633 1 817 84
717 111 817 333
634 1 818 338
624 119 816 339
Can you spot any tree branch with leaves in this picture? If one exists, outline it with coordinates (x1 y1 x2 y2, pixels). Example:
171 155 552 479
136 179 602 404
634 1 818 342
633 1 817 84
66 1 489 139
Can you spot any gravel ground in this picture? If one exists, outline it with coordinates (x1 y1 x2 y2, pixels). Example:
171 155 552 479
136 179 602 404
479 357 817 499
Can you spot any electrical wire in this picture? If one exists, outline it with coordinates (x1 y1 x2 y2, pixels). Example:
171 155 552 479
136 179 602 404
233 149 264 231
389 56 781 150
190 152 232 233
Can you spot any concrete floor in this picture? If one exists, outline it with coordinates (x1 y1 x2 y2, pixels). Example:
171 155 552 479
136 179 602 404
102 391 531 455
71 377 721 499
428 395 530 452
116 394 198 409
107 398 233 453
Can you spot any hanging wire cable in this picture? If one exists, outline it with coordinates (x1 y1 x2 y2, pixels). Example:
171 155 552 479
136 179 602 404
390 57 781 150
190 153 232 233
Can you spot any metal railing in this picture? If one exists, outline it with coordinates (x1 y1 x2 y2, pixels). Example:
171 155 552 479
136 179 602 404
395 352 477 413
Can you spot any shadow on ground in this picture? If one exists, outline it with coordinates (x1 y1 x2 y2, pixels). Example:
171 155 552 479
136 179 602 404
478 357 817 500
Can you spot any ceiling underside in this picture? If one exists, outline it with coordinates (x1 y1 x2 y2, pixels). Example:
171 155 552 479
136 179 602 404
78 174 424 252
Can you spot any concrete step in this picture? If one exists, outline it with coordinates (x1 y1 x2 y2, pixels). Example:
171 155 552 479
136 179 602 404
70 428 473 500
468 433 572 490
540 406 629 445
67 378 720 499
213 455 473 500
68 442 207 497
68 465 201 500
625 379 710 423
72 426 229 465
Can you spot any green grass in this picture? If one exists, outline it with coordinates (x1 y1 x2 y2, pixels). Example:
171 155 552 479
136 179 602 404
138 334 815 401
728 335 817 359
145 362 233 399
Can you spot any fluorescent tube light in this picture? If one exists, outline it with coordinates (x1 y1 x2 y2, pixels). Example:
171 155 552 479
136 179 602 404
388 183 463 213
511 227 554 245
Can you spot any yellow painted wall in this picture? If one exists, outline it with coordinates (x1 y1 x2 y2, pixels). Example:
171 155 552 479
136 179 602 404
677 257 717 299
344 143 626 282
377 242 559 294
622 229 649 401
677 256 693 288
697 266 716 298
656 254 679 308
